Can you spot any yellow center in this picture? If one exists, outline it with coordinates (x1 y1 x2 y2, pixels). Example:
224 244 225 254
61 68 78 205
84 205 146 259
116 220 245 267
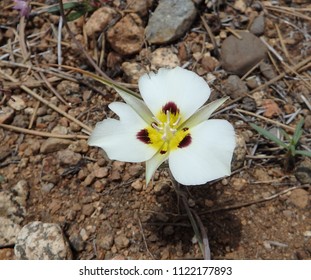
143 109 191 155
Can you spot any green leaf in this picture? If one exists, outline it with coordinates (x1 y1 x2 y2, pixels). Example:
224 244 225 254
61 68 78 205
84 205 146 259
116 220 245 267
250 123 288 149
66 10 86 21
292 118 304 145
295 150 311 158
46 2 85 14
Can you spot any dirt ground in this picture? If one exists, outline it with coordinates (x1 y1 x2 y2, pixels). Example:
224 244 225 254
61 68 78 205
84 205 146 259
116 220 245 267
0 0 311 260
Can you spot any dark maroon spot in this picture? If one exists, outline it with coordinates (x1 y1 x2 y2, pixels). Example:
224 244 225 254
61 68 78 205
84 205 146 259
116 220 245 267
162 102 179 115
160 150 167 154
136 129 151 144
178 134 192 148
182 127 189 131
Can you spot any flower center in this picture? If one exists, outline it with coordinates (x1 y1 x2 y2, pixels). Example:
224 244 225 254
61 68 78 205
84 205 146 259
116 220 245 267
136 102 192 154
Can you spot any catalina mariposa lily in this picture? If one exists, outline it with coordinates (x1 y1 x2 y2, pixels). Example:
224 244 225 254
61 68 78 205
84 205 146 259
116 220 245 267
88 67 236 185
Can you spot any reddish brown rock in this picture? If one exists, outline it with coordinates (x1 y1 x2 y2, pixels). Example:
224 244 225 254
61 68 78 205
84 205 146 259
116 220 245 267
107 13 144 56
85 7 117 37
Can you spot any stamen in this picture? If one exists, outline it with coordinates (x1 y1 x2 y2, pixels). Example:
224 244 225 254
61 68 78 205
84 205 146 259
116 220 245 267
172 116 181 126
151 122 162 131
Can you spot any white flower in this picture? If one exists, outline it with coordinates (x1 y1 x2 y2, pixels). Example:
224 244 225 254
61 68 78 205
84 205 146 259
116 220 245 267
88 67 236 185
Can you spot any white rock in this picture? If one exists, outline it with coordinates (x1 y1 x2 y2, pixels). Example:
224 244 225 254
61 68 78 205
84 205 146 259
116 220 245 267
151 48 180 69
8 95 26 111
14 222 72 260
0 217 21 246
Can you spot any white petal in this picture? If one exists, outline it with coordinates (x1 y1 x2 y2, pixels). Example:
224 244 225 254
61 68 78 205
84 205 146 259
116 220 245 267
138 67 210 121
145 152 169 185
180 97 228 129
115 88 154 124
169 120 236 185
88 102 156 162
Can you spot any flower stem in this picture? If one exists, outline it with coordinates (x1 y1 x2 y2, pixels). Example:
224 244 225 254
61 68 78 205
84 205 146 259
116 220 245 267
169 170 211 260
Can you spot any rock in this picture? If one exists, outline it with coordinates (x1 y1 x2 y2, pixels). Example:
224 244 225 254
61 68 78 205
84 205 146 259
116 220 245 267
40 138 72 154
79 228 89 241
163 225 174 236
0 106 14 124
262 99 281 118
69 233 85 252
121 62 147 84
150 47 180 69
68 140 88 153
97 233 114 250
12 114 28 128
304 115 311 131
57 149 81 165
93 167 109 179
250 13 265 36
231 177 247 191
221 31 267 76
241 96 257 112
8 95 26 111
114 234 130 250
201 54 220 72
232 133 247 170
82 204 95 216
14 222 72 260
126 0 154 17
83 173 95 187
246 77 259 89
128 164 143 177
107 13 144 56
153 181 170 195
51 125 68 135
11 180 28 208
223 75 249 99
0 248 14 260
85 7 117 37
56 81 80 95
295 158 311 185
289 189 309 209
260 61 277 80
145 0 197 44
96 221 114 250
0 189 27 224
233 0 247 13
131 179 143 191
0 217 21 246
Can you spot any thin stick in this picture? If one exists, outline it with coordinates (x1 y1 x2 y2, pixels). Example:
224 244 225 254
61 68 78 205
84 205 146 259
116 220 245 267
137 215 155 259
0 123 88 139
200 186 308 214
200 15 219 57
225 26 242 39
57 15 63 66
235 108 295 132
241 59 263 81
275 24 292 63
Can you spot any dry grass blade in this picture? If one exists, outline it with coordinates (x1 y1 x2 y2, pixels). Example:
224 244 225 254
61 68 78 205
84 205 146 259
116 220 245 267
0 68 92 133
264 4 311 21
0 123 88 139
235 108 295 132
